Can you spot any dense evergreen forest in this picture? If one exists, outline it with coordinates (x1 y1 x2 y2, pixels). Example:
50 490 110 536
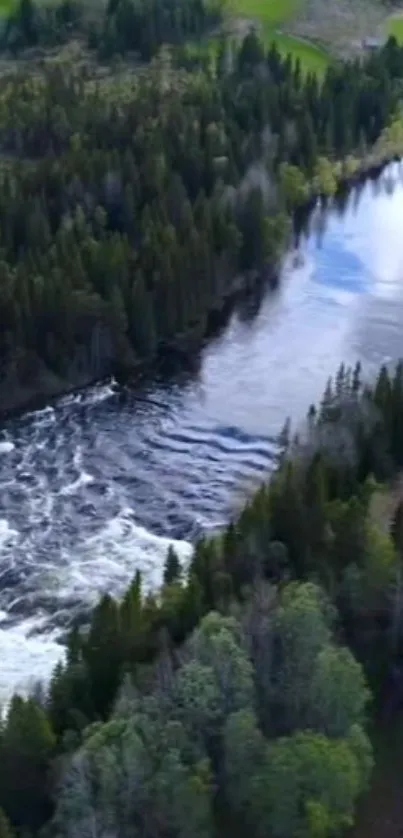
2 3 403 834
3 0 224 58
0 13 402 409
1 360 403 838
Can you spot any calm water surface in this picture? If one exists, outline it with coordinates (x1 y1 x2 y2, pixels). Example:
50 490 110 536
1 165 403 700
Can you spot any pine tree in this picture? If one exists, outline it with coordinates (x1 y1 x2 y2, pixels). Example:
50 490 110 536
83 594 121 717
163 546 182 585
18 0 37 45
0 697 55 833
130 272 157 358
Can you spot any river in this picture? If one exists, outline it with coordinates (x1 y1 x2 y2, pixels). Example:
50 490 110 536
0 164 403 703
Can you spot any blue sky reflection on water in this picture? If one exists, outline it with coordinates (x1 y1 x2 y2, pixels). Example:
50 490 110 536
199 163 403 433
309 240 370 296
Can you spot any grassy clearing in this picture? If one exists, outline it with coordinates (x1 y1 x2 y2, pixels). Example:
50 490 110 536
226 0 330 73
229 0 298 29
386 13 403 43
268 31 329 72
0 0 15 12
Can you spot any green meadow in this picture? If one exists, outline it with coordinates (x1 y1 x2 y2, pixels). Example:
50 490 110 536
229 0 299 29
386 14 403 43
228 0 330 73
267 30 329 73
0 0 15 13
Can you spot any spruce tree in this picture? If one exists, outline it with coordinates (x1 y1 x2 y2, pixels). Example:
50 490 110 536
163 546 182 585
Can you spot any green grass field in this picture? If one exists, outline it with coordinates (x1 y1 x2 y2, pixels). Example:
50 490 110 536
227 0 330 73
386 14 403 43
0 0 15 13
268 31 329 72
229 0 298 29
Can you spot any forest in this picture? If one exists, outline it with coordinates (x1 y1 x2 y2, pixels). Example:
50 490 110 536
0 8 402 410
1 360 403 838
2 0 224 57
1 2 403 834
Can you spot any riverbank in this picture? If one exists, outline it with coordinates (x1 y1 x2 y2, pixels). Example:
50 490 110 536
0 265 266 421
1 141 400 423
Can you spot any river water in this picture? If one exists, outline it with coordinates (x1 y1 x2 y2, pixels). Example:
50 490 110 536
0 164 403 702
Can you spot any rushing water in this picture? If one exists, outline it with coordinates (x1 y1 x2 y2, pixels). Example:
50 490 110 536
1 165 403 702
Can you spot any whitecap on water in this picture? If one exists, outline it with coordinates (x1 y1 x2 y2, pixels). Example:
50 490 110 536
59 471 94 496
0 614 63 707
58 507 193 604
0 519 18 551
0 441 15 454
0 509 192 704
26 405 56 424
59 379 119 410
82 379 118 407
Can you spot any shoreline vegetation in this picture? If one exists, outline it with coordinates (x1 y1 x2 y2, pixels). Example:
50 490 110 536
0 0 401 417
3 359 403 838
1 138 402 420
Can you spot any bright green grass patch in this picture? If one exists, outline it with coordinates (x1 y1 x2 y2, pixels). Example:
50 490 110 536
229 0 298 28
226 0 330 73
385 14 403 43
268 31 330 73
0 0 15 13
190 28 329 75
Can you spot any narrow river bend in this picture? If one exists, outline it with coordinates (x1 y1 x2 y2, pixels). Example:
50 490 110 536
1 164 403 702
